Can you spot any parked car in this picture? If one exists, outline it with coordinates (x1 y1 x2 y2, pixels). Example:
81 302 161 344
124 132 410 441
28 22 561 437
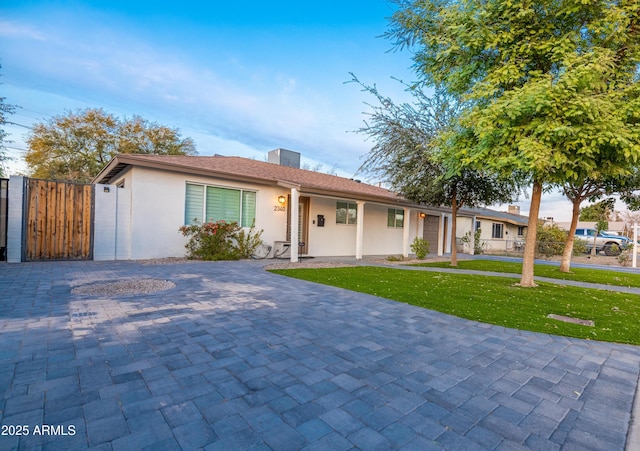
574 228 629 256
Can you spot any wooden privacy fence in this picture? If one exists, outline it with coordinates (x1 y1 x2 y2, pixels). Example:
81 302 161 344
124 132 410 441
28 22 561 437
24 178 94 261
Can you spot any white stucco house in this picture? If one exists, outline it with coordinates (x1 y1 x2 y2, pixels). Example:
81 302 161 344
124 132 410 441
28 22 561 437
92 150 463 262
4 149 528 263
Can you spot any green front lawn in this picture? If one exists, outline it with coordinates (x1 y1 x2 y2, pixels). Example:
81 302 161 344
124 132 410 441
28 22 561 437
412 259 640 287
269 266 640 345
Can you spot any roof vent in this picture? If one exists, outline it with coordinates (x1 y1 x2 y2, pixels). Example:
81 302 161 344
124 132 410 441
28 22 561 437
268 148 300 169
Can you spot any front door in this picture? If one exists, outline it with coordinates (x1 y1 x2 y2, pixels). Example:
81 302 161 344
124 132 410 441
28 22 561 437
423 215 439 252
287 196 309 254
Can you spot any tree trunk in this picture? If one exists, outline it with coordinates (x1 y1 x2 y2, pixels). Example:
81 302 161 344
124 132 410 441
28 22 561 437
450 194 458 266
559 197 581 272
520 180 542 287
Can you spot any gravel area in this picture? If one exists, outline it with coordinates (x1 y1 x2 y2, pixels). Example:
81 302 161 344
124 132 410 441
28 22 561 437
71 279 175 296
263 261 358 270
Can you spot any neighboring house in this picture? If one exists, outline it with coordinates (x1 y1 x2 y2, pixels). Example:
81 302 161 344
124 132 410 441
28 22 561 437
92 149 462 262
456 206 529 253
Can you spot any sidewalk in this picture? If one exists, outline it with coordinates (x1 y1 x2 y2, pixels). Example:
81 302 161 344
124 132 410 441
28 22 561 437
1 259 639 450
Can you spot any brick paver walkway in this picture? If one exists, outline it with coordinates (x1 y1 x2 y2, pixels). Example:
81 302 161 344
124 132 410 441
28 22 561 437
1 260 639 450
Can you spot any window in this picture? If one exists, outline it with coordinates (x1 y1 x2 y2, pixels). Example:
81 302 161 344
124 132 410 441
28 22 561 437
517 226 525 236
475 220 481 231
492 223 504 239
387 208 404 228
185 183 256 227
336 202 357 225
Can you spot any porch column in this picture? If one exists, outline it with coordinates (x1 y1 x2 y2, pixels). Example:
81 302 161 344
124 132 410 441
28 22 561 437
437 213 445 257
355 201 365 260
445 214 452 253
290 187 299 263
402 207 411 258
470 215 477 255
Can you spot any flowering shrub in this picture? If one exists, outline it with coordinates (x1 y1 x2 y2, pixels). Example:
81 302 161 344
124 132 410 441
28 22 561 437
179 219 263 261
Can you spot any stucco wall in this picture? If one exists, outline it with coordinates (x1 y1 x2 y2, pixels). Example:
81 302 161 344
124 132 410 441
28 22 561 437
119 167 289 259
306 197 357 256
362 203 410 256
93 183 132 260
6 176 24 263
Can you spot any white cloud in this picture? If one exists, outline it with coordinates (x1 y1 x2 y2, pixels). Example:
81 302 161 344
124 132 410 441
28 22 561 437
0 20 46 40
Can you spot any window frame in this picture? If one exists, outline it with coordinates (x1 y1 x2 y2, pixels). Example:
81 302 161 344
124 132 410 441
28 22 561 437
491 223 504 239
336 201 357 225
387 208 405 228
184 182 256 227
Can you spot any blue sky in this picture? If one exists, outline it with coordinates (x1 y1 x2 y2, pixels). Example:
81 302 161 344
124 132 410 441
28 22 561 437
1 1 415 174
0 1 581 220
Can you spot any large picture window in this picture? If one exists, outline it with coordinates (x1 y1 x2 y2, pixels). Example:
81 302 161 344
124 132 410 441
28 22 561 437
387 208 404 228
336 202 357 225
185 183 256 227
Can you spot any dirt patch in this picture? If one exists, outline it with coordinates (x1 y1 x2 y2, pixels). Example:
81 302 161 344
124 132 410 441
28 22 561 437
140 257 201 265
263 262 358 270
547 314 595 327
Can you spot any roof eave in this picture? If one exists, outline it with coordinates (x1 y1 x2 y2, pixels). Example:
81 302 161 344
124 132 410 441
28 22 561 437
93 155 419 206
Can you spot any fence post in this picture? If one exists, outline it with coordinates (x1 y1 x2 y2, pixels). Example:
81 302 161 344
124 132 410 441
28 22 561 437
6 176 25 263
633 223 638 269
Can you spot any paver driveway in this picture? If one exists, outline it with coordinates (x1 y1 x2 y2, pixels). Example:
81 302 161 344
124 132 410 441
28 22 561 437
1 259 639 450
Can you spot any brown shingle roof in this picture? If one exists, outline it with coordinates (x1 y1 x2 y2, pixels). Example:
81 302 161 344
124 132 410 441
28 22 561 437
94 154 413 206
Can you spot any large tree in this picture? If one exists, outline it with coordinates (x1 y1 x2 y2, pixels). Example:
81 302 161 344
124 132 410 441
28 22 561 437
0 66 17 177
26 108 197 182
388 0 640 286
352 76 519 265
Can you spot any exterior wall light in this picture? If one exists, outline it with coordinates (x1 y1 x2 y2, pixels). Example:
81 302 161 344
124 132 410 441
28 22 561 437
278 195 287 204
418 212 426 218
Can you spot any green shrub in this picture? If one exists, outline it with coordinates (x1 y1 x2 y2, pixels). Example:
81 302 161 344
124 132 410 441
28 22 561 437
572 237 588 255
460 229 485 254
179 219 264 260
234 221 264 258
410 237 430 259
535 224 563 258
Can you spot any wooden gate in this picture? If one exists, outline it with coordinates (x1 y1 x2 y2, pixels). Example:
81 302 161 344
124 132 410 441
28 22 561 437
24 178 94 261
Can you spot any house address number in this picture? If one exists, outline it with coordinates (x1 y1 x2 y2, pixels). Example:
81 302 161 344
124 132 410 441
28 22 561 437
274 205 286 212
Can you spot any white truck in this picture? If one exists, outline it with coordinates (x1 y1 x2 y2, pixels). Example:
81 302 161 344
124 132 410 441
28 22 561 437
574 228 629 256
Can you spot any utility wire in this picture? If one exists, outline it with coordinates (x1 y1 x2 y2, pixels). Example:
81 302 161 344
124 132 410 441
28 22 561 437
5 121 32 129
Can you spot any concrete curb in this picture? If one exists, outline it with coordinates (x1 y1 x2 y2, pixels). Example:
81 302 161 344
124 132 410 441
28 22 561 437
627 372 640 450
